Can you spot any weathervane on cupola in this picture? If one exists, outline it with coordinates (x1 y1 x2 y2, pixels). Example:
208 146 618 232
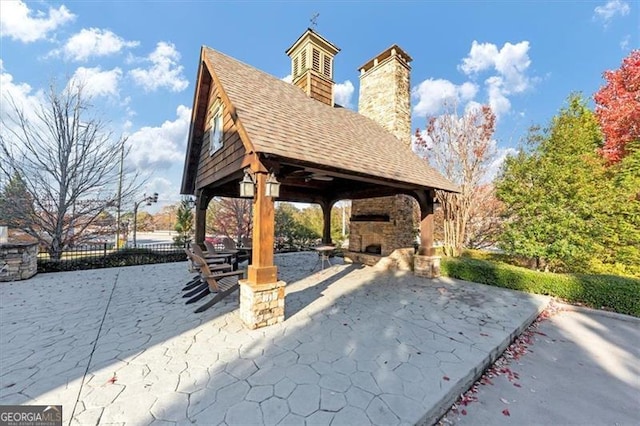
310 12 319 29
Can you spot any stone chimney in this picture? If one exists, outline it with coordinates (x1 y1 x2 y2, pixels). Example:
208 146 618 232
285 29 340 106
358 45 412 147
346 45 417 269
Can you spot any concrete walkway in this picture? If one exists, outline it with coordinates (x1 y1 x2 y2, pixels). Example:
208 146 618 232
1 253 548 425
441 306 640 425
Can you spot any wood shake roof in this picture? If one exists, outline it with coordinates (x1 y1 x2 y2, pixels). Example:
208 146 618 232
201 47 459 193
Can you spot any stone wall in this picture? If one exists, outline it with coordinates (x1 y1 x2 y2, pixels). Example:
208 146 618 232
0 242 38 282
349 195 416 257
239 280 285 329
347 45 418 269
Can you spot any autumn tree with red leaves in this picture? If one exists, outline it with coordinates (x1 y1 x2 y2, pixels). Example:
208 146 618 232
594 49 640 163
208 197 252 246
415 103 497 256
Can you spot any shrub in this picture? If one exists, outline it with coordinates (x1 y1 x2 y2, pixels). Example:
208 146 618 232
38 248 186 273
441 257 640 317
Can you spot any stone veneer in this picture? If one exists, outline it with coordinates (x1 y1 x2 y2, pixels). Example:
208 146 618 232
414 255 442 279
238 280 285 329
357 46 412 145
0 241 38 282
348 45 418 269
348 195 416 257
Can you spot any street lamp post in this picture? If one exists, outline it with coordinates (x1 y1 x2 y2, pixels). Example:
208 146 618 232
133 193 158 247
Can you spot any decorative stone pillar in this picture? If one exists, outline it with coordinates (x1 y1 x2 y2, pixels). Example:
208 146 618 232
241 170 286 329
0 240 38 282
414 255 441 278
239 280 285 329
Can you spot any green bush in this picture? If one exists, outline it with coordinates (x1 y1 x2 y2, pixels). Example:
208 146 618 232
441 257 640 317
38 248 186 273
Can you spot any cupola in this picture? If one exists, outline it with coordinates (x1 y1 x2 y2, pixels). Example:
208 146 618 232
285 29 340 106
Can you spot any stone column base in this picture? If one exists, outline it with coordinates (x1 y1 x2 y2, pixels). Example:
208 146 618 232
414 255 441 278
239 279 286 329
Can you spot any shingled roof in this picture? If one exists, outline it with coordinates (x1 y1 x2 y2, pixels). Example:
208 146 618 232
200 47 458 193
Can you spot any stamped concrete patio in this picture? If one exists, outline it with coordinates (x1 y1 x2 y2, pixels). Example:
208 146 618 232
0 253 548 425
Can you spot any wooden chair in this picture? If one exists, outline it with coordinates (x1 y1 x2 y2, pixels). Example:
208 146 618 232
190 243 233 265
186 252 245 313
204 240 238 269
183 248 232 291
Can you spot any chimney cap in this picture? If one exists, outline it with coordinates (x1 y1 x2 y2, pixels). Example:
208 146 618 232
358 44 412 73
285 28 340 57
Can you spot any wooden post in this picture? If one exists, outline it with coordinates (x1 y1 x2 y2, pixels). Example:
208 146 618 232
414 189 440 278
418 195 435 256
320 201 333 244
194 206 206 247
240 170 285 329
247 172 277 285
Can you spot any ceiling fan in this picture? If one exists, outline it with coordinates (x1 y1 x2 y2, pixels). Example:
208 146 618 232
288 170 334 182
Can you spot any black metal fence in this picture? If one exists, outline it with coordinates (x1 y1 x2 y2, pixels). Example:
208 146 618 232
37 243 188 273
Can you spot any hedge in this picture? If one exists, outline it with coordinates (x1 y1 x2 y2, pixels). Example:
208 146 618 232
441 257 640 317
38 248 186 273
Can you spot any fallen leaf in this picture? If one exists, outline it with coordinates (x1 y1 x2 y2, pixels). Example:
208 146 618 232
106 374 117 384
443 376 450 381
502 408 511 416
513 383 522 388
480 333 489 336
461 409 467 416
500 398 510 405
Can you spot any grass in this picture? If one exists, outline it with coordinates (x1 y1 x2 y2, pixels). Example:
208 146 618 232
440 256 640 317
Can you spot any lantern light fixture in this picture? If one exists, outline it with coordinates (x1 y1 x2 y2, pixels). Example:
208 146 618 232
239 169 281 199
239 170 255 198
265 173 281 198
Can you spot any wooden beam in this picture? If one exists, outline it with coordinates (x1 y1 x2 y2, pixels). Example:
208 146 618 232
247 172 277 285
320 200 334 244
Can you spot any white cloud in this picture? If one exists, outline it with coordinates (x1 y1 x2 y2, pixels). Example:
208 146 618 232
0 0 75 43
485 147 517 182
460 42 499 74
485 76 511 118
620 34 631 50
594 0 630 25
129 42 189 92
53 28 139 61
412 79 478 116
69 67 122 98
0 65 45 122
334 80 355 108
143 177 182 208
127 105 191 170
460 40 532 94
281 74 292 83
455 40 533 118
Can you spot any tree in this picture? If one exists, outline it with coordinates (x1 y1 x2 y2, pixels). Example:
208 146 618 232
594 50 640 163
153 205 177 230
208 198 252 245
0 80 138 259
415 103 497 256
135 211 155 232
465 184 505 250
596 140 640 276
496 94 609 272
173 198 194 246
0 173 34 230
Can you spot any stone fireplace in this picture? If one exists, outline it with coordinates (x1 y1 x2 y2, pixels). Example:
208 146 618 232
346 195 416 269
344 45 419 270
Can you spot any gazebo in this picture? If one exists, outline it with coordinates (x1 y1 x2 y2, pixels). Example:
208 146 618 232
181 30 458 329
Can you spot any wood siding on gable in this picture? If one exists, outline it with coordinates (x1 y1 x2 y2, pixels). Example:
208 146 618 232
195 82 247 191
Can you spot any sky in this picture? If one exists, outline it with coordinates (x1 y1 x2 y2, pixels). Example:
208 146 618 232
0 0 637 212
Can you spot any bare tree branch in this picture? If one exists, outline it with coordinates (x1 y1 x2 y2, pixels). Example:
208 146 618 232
0 79 142 259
